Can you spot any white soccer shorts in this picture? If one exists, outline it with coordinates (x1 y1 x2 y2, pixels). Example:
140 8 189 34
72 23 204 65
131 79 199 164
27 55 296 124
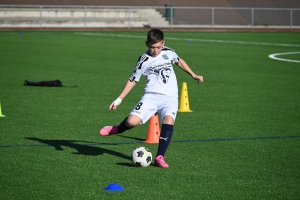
130 93 178 124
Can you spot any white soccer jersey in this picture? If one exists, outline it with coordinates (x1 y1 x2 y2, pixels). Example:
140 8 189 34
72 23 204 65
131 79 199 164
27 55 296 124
129 46 180 96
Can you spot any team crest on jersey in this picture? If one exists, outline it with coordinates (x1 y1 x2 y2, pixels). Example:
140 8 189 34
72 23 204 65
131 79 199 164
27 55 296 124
162 55 169 60
154 67 171 83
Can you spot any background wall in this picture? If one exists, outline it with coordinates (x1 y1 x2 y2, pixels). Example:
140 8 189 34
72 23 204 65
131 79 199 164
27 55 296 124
0 0 299 8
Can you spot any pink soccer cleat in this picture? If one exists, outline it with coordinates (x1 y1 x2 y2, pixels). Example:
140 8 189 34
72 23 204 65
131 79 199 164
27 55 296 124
99 126 119 136
154 155 169 168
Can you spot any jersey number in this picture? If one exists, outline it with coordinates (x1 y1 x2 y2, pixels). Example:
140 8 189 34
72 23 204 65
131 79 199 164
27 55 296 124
135 102 143 110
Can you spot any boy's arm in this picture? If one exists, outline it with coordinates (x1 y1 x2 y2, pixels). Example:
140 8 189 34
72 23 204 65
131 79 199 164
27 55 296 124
176 58 204 84
109 80 137 110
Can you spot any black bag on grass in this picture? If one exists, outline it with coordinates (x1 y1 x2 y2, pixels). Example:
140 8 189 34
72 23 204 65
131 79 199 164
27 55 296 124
24 80 63 87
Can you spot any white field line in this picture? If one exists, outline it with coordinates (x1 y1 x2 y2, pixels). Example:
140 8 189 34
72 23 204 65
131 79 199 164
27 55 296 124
75 32 300 48
269 52 300 63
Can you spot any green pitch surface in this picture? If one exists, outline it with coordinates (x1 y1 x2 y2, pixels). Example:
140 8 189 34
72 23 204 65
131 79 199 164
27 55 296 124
0 30 299 199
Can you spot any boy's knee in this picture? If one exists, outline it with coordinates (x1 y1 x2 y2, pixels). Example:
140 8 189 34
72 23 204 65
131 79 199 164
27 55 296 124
126 115 142 128
162 115 175 125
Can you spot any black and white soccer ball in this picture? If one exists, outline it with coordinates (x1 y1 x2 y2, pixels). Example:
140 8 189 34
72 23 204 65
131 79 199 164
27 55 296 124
131 147 152 167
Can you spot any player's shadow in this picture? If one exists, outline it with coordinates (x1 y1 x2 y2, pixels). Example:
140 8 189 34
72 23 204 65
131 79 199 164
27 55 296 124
25 137 131 160
117 135 145 142
117 162 135 167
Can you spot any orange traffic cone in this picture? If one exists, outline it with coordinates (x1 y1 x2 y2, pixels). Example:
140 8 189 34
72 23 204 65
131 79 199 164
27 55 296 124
178 82 192 112
144 114 160 144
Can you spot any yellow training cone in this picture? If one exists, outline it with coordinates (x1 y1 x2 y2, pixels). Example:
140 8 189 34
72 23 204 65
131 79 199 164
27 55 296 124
0 102 6 117
178 82 192 112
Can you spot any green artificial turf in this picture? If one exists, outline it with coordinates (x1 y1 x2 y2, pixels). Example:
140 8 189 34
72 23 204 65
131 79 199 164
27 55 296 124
0 30 299 199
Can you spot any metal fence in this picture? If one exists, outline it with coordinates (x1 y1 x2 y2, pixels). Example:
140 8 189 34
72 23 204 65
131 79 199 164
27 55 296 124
164 6 300 28
0 5 299 29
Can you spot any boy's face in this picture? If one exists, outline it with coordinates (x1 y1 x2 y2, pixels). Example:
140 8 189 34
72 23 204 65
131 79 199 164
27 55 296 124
146 40 165 57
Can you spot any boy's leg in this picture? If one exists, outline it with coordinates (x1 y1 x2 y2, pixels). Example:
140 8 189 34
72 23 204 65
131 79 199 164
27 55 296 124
100 94 156 136
117 117 130 133
154 123 173 168
99 115 142 136
156 123 174 156
154 96 177 168
99 117 129 136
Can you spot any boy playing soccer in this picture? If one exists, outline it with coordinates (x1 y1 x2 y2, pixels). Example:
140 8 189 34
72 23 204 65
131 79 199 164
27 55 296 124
99 29 203 168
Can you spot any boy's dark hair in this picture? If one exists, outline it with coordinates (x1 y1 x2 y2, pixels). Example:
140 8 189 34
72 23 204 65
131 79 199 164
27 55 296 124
147 29 164 45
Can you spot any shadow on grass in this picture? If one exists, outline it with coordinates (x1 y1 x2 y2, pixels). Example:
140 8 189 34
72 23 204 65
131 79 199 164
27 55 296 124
25 137 131 160
116 162 135 167
117 134 145 142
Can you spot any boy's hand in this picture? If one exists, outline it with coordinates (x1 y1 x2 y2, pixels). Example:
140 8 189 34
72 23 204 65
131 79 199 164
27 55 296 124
194 75 204 84
109 98 122 110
